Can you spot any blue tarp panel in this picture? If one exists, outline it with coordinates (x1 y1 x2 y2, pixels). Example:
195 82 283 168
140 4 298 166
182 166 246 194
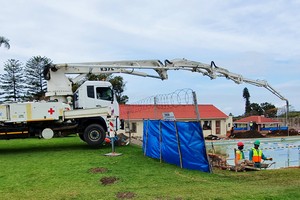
143 120 210 173
176 122 210 172
161 121 181 167
234 127 288 131
234 127 247 131
143 120 160 159
261 126 288 131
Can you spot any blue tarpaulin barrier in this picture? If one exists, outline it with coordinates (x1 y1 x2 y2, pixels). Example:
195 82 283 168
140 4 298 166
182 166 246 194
261 126 288 131
143 120 211 173
234 127 288 131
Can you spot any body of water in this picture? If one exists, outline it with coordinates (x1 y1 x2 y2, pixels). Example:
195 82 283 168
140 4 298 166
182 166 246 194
206 136 300 169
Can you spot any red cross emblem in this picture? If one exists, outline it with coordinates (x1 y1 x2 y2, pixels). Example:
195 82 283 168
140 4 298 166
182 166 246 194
48 108 55 115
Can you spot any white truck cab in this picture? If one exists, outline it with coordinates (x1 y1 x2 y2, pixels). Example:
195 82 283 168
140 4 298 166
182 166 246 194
73 80 119 117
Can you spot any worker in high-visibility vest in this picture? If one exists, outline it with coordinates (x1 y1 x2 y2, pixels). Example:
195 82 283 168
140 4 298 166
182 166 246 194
233 141 252 171
249 140 272 168
235 141 245 165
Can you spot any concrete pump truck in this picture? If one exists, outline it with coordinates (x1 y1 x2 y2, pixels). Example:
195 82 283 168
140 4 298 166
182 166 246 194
0 59 289 147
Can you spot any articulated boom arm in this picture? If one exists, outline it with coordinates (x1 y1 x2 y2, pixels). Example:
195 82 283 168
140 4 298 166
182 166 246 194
164 60 289 117
45 58 288 114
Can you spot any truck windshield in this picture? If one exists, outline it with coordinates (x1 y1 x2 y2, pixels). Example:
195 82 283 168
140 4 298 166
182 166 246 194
96 87 113 101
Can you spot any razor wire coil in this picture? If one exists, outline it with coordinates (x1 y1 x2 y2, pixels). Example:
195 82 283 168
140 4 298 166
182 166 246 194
120 88 195 117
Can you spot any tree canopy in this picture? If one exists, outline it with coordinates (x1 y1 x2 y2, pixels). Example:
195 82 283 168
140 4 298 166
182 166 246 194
86 74 129 104
0 57 129 104
0 36 10 49
243 87 251 116
241 88 277 117
0 59 25 101
260 102 277 118
25 56 52 100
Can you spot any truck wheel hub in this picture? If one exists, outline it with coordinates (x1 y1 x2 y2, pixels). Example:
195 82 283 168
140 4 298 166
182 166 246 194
89 130 100 140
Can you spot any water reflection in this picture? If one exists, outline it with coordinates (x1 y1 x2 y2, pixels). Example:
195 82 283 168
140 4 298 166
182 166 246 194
206 136 300 169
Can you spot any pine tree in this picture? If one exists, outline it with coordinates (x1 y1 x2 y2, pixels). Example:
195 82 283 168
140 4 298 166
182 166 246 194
0 36 10 49
24 56 52 100
0 59 25 101
243 87 251 116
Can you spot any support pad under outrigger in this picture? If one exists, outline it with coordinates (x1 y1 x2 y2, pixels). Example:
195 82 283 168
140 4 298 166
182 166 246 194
104 136 123 157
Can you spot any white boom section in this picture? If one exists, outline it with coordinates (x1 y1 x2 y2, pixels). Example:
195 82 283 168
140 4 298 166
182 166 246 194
45 58 288 115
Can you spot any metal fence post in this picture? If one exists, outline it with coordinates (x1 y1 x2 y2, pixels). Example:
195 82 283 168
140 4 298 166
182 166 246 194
174 121 183 168
192 91 213 173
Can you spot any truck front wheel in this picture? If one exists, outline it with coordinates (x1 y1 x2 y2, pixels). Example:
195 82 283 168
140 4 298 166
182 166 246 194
83 124 106 148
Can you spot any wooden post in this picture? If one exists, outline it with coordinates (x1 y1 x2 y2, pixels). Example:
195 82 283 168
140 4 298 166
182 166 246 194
234 148 237 172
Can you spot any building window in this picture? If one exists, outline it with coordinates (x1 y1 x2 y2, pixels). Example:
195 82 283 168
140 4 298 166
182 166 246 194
203 121 211 130
131 122 137 133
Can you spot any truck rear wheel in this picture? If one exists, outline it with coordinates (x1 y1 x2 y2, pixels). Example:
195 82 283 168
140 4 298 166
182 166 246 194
83 124 106 148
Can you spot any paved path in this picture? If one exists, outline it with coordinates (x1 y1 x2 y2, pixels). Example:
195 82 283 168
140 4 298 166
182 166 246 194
129 137 143 146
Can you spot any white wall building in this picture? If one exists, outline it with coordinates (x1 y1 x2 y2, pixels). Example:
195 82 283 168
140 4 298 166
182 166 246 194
119 104 232 138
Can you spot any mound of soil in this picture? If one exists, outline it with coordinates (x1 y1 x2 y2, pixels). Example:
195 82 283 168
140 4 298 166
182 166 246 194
231 130 265 138
100 176 118 185
116 192 136 199
230 129 299 138
267 129 299 137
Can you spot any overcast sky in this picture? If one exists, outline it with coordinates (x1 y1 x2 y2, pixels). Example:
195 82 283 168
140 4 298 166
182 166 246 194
1 0 299 116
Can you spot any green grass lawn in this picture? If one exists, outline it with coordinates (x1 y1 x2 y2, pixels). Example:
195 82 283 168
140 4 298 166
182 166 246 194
0 136 299 200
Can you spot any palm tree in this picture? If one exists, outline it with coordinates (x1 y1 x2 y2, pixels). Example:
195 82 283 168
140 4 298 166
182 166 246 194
0 36 10 49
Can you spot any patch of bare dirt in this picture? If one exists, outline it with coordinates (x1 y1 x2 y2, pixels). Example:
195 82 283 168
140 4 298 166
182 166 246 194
155 197 183 200
229 128 299 139
116 192 136 199
130 136 143 146
268 129 299 137
231 130 265 138
100 176 118 185
89 167 108 174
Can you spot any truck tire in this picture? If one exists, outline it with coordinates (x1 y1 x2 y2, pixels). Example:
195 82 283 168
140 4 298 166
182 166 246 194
83 124 106 148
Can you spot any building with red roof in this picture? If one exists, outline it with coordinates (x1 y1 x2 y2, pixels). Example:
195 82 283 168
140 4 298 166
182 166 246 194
119 104 232 137
234 115 282 131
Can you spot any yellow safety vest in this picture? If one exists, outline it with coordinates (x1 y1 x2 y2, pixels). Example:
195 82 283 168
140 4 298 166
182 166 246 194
236 150 245 160
252 148 262 162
